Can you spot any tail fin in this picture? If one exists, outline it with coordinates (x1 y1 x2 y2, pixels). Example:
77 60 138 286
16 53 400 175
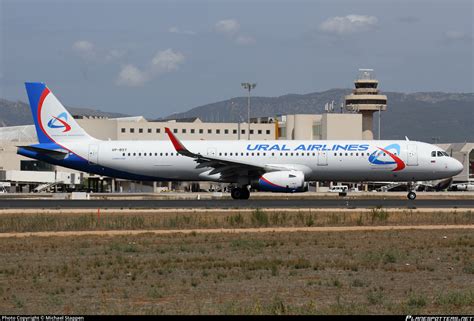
25 82 94 144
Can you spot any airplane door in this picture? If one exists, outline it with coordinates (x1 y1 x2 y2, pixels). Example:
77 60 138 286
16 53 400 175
317 151 328 166
88 144 99 164
407 144 418 166
207 148 216 157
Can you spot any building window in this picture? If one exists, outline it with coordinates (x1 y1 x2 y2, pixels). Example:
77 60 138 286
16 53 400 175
156 128 161 133
258 130 262 134
182 129 187 133
208 129 212 134
241 130 245 134
216 129 221 134
121 128 126 133
224 129 229 134
191 129 195 134
266 130 270 135
20 160 54 172
250 130 254 134
173 129 178 133
199 129 203 134
130 128 135 133
233 129 237 134
139 128 143 133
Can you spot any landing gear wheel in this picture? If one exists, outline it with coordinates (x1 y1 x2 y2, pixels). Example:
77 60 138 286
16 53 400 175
240 188 250 200
407 191 417 200
231 188 243 200
231 187 250 200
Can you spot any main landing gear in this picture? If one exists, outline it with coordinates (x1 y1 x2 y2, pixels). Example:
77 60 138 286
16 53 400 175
231 187 250 200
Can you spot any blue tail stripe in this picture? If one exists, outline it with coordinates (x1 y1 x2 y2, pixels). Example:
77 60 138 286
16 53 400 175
24 82 54 144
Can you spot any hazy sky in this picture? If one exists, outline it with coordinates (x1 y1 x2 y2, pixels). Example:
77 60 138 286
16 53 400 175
1 0 472 118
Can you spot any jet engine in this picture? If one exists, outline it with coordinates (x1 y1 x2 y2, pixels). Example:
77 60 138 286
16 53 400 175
253 170 307 193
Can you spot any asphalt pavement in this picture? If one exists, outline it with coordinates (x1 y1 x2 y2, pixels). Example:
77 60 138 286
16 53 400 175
0 199 473 209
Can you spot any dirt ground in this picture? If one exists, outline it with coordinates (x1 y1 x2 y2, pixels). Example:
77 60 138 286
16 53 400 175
0 228 472 314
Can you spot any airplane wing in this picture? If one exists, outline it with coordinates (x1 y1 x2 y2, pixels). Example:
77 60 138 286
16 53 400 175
165 127 270 180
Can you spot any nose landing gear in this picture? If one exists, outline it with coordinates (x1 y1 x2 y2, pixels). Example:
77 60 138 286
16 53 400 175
406 182 417 200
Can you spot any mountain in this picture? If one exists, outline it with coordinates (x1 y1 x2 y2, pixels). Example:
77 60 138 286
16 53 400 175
164 90 474 143
0 99 128 127
2 90 473 143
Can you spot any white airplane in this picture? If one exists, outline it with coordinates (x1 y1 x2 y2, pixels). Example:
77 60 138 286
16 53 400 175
17 82 463 200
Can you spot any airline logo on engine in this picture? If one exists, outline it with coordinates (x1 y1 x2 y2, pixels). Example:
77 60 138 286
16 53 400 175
246 143 370 152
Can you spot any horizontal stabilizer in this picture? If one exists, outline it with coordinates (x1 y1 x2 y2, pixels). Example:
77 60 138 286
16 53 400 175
17 145 68 158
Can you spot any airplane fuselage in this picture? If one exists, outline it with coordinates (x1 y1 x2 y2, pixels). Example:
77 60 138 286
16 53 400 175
18 139 463 183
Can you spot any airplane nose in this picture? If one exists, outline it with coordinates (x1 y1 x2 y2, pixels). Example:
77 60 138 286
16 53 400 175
451 158 463 175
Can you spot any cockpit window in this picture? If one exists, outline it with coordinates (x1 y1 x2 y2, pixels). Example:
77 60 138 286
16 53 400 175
437 151 444 157
443 152 449 156
431 151 436 157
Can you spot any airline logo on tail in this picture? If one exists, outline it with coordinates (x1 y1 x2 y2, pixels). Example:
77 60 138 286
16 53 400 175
47 112 71 133
369 143 406 171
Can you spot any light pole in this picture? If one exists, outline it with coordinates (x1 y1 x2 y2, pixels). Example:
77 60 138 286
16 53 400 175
241 82 256 140
378 105 381 140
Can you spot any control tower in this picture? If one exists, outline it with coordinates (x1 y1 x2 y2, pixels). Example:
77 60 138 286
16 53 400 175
345 69 387 140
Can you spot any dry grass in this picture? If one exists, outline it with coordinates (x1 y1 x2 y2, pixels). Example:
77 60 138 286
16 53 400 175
0 209 472 233
0 229 472 314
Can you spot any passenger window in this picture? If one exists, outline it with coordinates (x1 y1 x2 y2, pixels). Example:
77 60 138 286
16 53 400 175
122 153 125 156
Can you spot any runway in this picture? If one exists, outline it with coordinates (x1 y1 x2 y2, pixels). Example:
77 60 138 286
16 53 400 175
0 199 473 209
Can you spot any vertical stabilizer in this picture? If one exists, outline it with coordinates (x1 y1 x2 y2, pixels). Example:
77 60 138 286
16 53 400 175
25 82 94 144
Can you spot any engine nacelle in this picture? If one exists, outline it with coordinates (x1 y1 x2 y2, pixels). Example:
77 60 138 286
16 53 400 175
253 170 307 193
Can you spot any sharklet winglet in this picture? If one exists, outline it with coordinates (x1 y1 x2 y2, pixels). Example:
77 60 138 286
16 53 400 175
164 127 195 157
